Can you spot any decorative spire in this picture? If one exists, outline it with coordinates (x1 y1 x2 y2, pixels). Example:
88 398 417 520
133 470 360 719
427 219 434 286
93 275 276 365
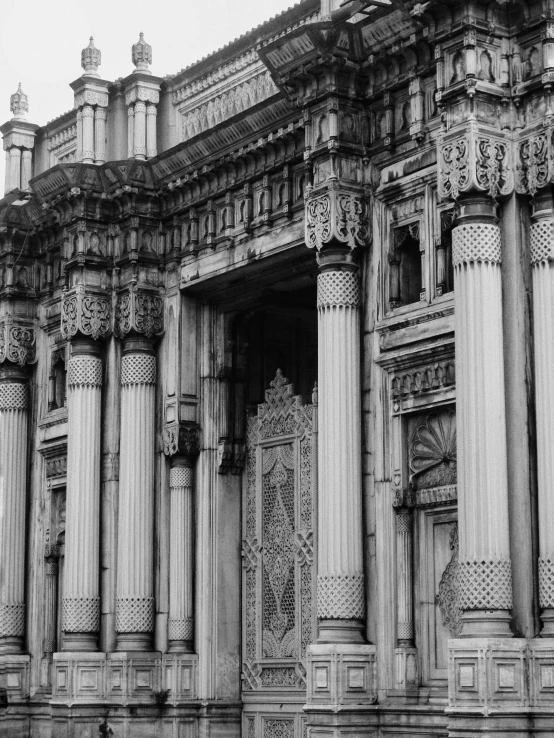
132 32 152 74
10 83 28 120
81 36 101 77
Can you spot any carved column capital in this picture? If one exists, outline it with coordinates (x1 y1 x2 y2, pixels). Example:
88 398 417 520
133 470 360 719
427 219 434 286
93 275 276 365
61 285 111 341
115 287 164 339
305 186 371 253
163 422 200 459
0 318 36 366
438 123 513 202
515 129 552 197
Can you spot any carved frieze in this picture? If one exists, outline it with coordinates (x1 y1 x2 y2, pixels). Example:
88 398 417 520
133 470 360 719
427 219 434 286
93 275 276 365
305 187 371 252
0 318 36 366
115 288 164 339
61 286 111 341
163 422 200 458
438 123 512 201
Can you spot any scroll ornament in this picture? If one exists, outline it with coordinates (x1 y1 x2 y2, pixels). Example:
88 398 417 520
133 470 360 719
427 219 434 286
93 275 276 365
305 188 371 251
61 285 111 341
438 125 513 201
115 287 164 339
0 318 36 366
515 130 551 196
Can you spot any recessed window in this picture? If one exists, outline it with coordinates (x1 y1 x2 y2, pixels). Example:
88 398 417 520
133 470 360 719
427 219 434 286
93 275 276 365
389 222 422 309
49 349 67 412
436 211 455 296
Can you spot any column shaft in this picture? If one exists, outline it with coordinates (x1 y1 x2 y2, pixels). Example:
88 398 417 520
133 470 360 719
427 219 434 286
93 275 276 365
453 196 512 637
0 379 29 653
127 107 135 159
20 150 32 190
168 463 194 652
43 559 58 654
530 193 554 633
396 509 414 644
62 343 102 650
9 148 21 191
81 106 95 163
133 102 147 160
146 104 157 159
4 151 10 194
317 267 364 642
94 108 106 164
116 344 156 650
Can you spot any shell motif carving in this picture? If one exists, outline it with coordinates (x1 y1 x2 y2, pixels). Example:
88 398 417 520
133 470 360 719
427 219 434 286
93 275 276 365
409 410 456 489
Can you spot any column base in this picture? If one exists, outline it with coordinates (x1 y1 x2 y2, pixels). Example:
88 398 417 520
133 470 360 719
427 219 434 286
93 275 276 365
317 619 365 644
459 609 512 639
116 632 152 651
540 607 554 636
0 636 24 655
307 642 376 706
61 632 98 652
167 639 194 653
394 646 418 697
0 653 30 702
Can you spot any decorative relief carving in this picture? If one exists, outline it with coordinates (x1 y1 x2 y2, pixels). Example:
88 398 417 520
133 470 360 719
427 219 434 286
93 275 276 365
61 288 111 341
538 557 554 608
46 456 67 479
0 383 28 411
516 133 549 196
531 220 554 265
410 410 457 490
121 354 156 386
391 360 455 400
317 270 360 309
163 422 200 458
115 596 155 632
452 223 501 267
458 559 512 610
263 718 294 738
67 356 103 388
439 129 512 201
61 596 100 633
0 320 36 366
0 603 25 637
168 617 193 641
305 190 370 252
435 524 462 638
317 573 364 620
115 289 164 339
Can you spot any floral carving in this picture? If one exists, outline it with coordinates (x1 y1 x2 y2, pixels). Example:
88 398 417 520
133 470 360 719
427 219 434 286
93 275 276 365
0 320 36 366
439 138 469 200
516 133 550 196
115 288 164 339
61 288 111 341
475 138 510 199
435 524 462 637
305 190 370 251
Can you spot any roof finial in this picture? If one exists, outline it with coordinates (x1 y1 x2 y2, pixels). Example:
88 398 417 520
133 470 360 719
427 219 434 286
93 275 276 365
81 36 101 77
132 32 152 74
10 82 28 120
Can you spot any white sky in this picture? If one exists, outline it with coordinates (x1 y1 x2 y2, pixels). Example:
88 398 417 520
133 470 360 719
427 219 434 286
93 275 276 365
0 0 297 192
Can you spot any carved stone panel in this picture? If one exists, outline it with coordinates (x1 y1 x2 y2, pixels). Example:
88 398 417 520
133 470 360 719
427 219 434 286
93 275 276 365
241 370 316 737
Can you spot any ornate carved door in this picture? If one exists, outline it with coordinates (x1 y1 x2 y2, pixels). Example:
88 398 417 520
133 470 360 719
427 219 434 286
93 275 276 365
241 371 317 738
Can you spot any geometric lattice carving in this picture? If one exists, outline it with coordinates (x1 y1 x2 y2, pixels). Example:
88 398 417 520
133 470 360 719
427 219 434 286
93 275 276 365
169 466 193 488
531 220 554 265
263 718 294 738
452 223 501 267
67 356 103 387
458 559 513 610
121 354 156 385
317 270 360 309
539 557 554 608
0 382 28 410
243 371 316 697
0 603 25 636
61 596 100 633
435 524 462 637
115 596 155 632
168 617 193 641
317 573 364 620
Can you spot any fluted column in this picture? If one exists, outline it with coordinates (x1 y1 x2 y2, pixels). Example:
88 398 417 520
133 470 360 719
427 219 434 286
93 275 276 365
9 148 21 191
43 559 59 654
62 339 102 651
81 105 95 163
127 107 135 159
0 370 29 653
168 461 194 652
529 191 554 634
94 108 106 164
116 337 156 650
133 102 147 160
20 150 32 190
76 110 83 161
395 508 414 645
146 104 157 159
453 195 512 637
317 264 365 643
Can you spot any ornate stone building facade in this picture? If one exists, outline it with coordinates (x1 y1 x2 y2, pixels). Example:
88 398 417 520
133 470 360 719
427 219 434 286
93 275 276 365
0 0 553 735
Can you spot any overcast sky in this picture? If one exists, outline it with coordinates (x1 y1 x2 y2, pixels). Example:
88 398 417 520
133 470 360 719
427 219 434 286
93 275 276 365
0 0 297 191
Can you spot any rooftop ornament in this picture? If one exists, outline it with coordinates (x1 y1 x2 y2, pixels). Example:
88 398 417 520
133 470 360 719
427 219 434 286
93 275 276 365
132 32 152 74
10 83 28 120
81 36 101 77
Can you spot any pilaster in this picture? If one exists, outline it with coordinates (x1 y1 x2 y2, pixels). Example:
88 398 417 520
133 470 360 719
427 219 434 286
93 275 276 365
1 84 38 194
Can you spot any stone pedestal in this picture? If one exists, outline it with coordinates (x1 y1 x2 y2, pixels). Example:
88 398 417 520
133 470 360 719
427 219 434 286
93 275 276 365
62 340 102 651
115 338 156 651
0 371 29 654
